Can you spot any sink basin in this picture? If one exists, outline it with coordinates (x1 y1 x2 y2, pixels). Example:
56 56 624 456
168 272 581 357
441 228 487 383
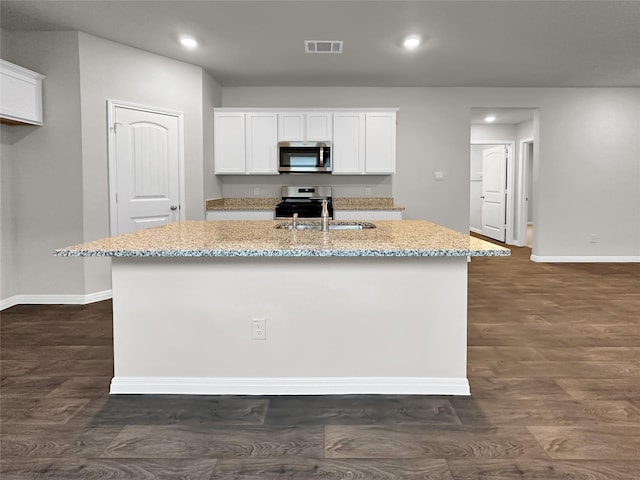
276 221 376 231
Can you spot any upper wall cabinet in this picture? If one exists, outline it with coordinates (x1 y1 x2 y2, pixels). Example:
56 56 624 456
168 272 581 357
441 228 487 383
278 111 332 142
214 111 279 175
332 112 365 174
332 111 397 175
0 59 45 126
364 112 397 174
214 108 397 175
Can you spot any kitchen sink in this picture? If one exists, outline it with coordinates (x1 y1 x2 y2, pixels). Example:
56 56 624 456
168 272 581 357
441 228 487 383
276 221 376 231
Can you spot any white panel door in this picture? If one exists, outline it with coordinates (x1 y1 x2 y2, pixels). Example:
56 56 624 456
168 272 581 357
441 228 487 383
481 145 507 242
332 112 365 174
305 112 332 141
246 112 278 174
214 112 246 174
365 112 396 174
278 112 304 141
112 106 181 235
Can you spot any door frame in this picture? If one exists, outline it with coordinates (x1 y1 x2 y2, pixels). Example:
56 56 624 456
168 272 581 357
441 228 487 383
107 100 185 235
517 137 535 247
470 140 515 245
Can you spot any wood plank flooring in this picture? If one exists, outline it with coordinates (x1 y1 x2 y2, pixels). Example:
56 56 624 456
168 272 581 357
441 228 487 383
1 244 639 479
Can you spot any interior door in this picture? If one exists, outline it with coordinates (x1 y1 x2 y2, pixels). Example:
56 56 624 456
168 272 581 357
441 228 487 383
111 105 181 235
481 145 507 242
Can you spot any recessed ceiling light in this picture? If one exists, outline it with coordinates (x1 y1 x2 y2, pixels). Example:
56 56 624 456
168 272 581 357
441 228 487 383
484 115 497 123
403 35 421 50
179 36 198 49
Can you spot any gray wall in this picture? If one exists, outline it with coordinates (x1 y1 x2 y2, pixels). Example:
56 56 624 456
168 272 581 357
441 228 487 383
77 32 211 293
1 31 219 303
2 31 639 303
2 31 86 297
202 70 223 202
1 27 13 299
222 87 640 257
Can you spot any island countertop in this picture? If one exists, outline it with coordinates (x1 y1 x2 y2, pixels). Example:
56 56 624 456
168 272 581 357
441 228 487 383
55 220 509 258
205 197 405 211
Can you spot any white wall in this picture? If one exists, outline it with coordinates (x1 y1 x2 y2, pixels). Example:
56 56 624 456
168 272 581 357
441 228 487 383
223 87 640 258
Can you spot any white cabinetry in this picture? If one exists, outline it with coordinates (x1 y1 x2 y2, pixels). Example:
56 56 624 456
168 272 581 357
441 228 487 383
246 113 278 174
0 59 45 126
214 108 397 176
214 112 245 174
214 111 278 175
364 112 396 174
332 111 396 175
332 112 365 174
278 111 332 142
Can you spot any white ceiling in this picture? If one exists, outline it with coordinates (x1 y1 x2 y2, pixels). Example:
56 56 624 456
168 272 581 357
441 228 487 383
1 1 639 88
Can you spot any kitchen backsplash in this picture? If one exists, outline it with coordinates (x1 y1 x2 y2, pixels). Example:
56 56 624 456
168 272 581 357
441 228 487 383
218 174 393 198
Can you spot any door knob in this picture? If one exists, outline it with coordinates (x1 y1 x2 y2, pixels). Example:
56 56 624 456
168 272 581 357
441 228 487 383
170 205 178 211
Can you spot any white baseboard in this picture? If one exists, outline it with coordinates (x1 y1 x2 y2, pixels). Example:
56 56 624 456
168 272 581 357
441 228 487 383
470 227 482 235
110 376 471 396
0 290 112 311
530 255 640 263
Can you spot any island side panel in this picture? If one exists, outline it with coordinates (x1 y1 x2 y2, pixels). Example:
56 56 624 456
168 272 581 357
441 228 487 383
110 256 469 395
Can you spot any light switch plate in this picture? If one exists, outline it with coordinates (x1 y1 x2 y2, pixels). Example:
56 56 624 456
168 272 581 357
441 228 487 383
434 171 444 181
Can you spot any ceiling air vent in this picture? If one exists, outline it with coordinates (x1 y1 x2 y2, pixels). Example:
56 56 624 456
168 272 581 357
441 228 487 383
305 40 343 54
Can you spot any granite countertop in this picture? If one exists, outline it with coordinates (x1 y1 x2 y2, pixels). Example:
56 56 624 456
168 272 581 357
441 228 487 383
205 197 405 211
332 198 404 211
205 198 279 211
56 220 509 258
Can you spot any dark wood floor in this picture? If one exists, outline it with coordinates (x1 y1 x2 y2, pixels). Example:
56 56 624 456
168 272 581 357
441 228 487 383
2 244 639 479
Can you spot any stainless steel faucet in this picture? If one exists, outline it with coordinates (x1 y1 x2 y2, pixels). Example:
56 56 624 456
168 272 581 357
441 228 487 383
321 199 330 232
291 212 298 229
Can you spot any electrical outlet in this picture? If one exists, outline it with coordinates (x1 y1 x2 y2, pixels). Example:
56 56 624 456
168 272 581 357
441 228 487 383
364 187 371 196
252 187 260 196
590 233 597 243
251 318 266 340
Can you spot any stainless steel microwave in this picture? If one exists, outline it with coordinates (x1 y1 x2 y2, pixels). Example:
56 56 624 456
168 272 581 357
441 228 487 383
278 141 332 173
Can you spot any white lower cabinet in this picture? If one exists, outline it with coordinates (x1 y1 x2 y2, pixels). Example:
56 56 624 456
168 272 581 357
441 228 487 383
206 211 275 221
334 210 403 221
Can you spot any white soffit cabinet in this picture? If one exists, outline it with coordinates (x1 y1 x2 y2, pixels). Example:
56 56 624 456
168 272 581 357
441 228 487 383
0 59 45 126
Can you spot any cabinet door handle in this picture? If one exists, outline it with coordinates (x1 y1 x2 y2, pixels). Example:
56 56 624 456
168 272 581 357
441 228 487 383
170 205 178 211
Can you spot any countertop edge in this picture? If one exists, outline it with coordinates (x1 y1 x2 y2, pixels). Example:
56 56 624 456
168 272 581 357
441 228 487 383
55 248 510 258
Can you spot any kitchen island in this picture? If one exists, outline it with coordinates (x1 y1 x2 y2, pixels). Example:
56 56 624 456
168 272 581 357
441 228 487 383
56 220 508 396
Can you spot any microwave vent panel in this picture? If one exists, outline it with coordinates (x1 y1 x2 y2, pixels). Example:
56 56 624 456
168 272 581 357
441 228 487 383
305 40 343 54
